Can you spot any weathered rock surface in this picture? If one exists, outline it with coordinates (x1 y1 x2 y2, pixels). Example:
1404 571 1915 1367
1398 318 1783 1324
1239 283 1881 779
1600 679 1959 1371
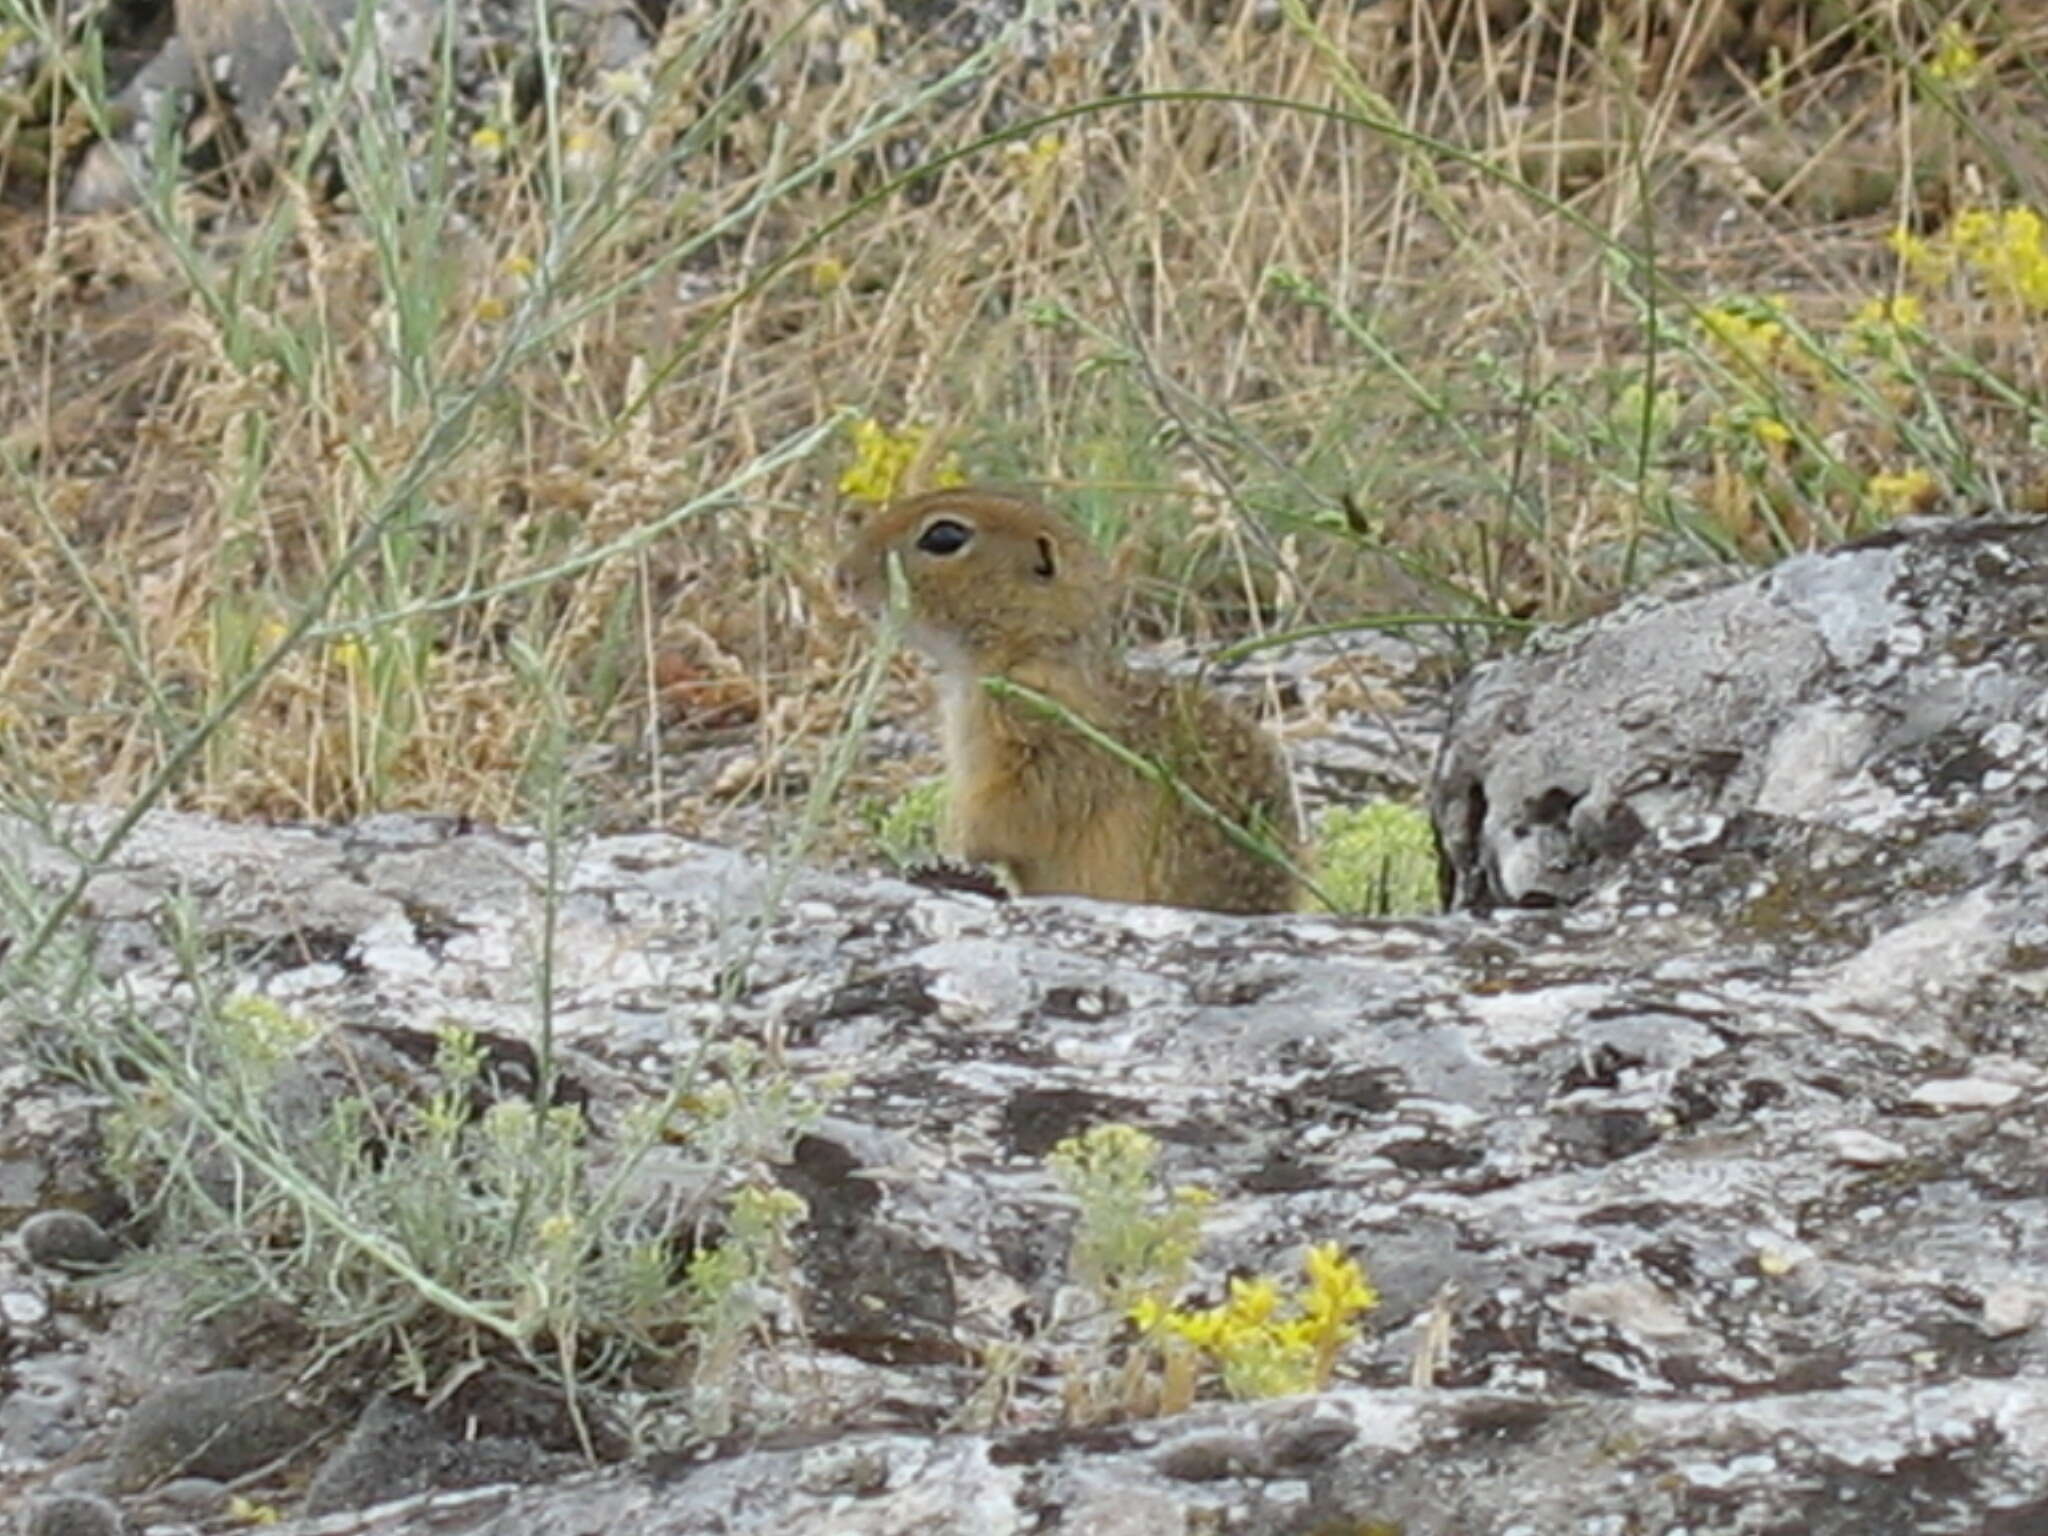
1431 515 2048 911
2 514 2047 1533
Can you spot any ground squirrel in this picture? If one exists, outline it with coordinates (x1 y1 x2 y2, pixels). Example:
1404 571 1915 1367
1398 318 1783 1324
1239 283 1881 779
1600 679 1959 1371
837 486 1302 913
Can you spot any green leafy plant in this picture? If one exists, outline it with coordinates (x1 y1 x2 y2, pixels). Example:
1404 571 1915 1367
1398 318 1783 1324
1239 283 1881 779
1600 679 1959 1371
1049 1123 1213 1315
863 777 946 872
76 970 827 1447
1314 802 1442 917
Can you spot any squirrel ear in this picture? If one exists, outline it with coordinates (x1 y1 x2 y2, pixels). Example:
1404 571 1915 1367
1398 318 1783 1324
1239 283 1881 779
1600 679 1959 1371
1033 535 1057 580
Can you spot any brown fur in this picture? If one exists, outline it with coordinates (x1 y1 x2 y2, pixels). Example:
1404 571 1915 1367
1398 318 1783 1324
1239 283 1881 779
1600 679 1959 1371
837 487 1301 914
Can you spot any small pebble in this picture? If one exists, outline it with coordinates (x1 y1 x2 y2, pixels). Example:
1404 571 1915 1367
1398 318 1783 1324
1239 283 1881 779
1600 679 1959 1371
1909 1078 2022 1112
18 1211 121 1273
1824 1129 1906 1166
2 1288 51 1327
1982 1284 2047 1339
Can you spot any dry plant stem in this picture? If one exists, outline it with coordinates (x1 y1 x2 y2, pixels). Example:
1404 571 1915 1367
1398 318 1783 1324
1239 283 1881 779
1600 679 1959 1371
599 0 1062 430
978 676 1333 911
302 412 852 641
715 556 909 998
5 456 181 744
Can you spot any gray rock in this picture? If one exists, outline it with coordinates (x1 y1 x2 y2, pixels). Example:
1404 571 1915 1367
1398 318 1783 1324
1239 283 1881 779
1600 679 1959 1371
17 1211 120 1272
1429 517 2048 911
110 1370 323 1491
19 1493 123 1536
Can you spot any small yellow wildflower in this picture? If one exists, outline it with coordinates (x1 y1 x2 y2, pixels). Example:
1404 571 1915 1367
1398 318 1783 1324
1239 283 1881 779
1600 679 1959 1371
227 1496 282 1525
1698 301 1787 370
1866 466 1940 512
1927 21 1982 88
502 253 536 281
474 295 510 323
1853 293 1923 330
811 255 848 293
330 634 365 670
1749 416 1793 447
1167 1305 1229 1352
1966 208 2048 310
1003 132 1065 182
1223 1274 1282 1327
535 1212 580 1252
470 125 507 155
1889 226 1953 286
837 417 965 504
1304 1241 1378 1321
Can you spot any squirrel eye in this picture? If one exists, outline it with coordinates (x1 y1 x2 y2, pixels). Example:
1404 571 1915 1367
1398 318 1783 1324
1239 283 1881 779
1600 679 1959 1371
915 517 974 556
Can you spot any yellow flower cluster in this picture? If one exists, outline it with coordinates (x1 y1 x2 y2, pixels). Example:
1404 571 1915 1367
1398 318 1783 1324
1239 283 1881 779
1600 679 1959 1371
1697 302 1789 370
1852 293 1924 331
1927 21 1982 88
836 417 966 504
1130 1242 1379 1400
1892 207 2048 311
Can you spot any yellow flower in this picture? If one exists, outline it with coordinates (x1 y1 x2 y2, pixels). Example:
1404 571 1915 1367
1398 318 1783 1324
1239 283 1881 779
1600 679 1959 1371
1866 466 1940 511
811 255 848 293
1888 226 1952 285
470 125 507 155
1303 1241 1379 1321
1167 1303 1229 1351
1699 303 1786 368
1853 293 1923 330
535 1212 580 1252
1224 1274 1282 1327
1949 207 2048 310
837 417 966 504
1749 416 1792 447
1927 21 1982 88
1004 132 1065 181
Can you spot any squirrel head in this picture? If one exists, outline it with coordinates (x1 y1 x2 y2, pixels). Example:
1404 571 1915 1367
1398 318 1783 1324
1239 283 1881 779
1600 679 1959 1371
836 487 1115 675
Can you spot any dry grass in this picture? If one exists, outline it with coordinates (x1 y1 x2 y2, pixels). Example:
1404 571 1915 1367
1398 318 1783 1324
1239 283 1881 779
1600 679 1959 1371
1 0 2044 845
